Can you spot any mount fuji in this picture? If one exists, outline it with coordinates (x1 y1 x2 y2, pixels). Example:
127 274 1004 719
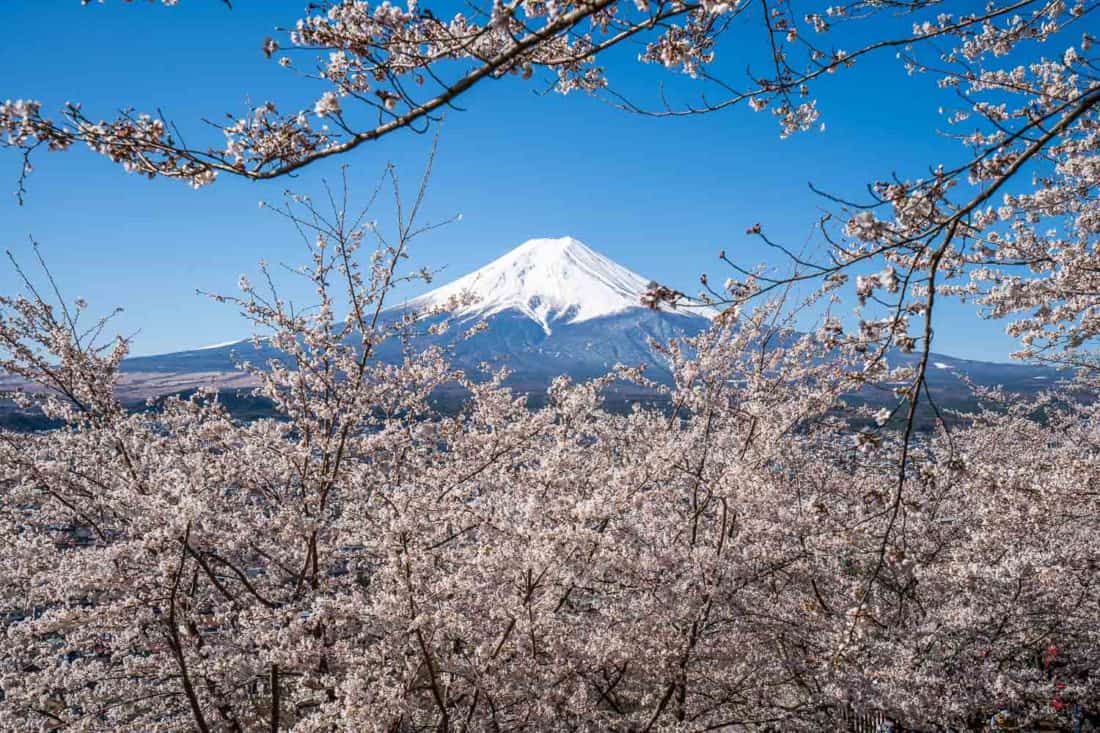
377 236 716 386
118 237 716 394
110 236 1059 405
400 236 716 334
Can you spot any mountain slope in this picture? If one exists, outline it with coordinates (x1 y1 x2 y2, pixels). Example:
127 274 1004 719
114 236 1061 403
397 236 716 333
374 236 713 383
121 237 715 388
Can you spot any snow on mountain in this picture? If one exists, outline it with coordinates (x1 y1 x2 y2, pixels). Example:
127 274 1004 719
109 236 1062 408
195 339 248 351
397 236 715 333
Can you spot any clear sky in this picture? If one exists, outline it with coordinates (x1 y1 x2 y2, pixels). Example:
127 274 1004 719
0 1 1022 360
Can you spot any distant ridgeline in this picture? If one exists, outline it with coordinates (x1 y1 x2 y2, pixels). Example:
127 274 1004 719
0 237 1063 431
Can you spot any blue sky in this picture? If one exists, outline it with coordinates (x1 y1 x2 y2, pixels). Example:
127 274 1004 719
0 1 1021 360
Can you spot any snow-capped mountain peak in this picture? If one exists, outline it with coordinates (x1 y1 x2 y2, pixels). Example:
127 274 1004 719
112 236 1062 411
400 236 697 334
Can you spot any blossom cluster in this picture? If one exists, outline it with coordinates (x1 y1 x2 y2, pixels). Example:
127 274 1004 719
1 183 1098 730
6 0 1094 187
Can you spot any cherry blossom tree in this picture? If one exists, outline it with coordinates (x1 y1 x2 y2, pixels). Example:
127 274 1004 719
1 1 1093 190
1 162 1098 729
1 0 1099 729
